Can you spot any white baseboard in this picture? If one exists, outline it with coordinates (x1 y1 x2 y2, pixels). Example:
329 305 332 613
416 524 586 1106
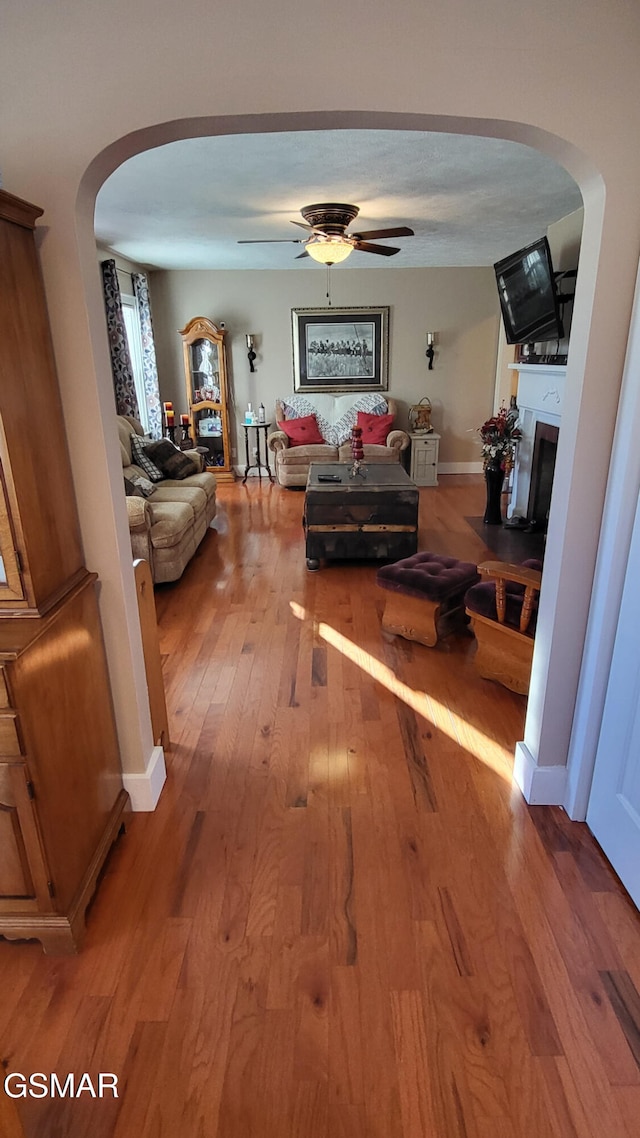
122 745 166 811
437 461 484 475
513 742 568 805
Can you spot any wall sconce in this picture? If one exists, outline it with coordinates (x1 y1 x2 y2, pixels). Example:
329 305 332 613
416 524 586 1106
426 332 436 370
246 334 257 372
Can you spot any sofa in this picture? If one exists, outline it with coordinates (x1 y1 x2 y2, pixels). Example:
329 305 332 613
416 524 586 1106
267 393 409 487
117 415 217 583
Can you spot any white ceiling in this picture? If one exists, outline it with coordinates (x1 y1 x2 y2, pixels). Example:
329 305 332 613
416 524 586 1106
95 129 583 271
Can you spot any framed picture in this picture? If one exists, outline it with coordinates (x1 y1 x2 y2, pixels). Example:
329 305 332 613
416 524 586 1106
291 306 389 393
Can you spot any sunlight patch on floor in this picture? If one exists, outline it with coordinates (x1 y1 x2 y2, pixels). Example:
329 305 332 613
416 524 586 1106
290 600 513 783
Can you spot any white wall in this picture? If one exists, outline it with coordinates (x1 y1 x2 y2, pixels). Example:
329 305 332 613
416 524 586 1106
1 0 640 808
150 266 499 468
543 208 584 357
547 208 584 273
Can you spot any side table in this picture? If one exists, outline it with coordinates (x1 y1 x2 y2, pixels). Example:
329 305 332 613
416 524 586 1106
409 431 440 486
242 421 274 484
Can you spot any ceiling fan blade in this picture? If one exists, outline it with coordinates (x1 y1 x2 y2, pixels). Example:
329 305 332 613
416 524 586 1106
290 220 315 231
353 241 400 256
237 238 304 244
351 226 415 240
295 250 310 259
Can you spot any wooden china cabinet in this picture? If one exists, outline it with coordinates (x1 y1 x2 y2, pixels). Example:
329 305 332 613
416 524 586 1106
0 188 128 954
179 316 235 482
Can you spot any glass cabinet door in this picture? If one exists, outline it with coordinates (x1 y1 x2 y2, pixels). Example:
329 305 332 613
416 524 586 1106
192 407 226 469
180 317 235 482
189 338 221 404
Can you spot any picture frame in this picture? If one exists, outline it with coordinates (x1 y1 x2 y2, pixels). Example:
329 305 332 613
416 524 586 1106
291 306 389 393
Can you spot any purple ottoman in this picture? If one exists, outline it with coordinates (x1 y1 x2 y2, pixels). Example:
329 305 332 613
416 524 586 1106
376 552 480 647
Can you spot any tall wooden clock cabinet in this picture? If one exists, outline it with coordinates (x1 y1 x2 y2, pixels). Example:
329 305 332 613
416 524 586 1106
180 316 235 482
0 189 128 954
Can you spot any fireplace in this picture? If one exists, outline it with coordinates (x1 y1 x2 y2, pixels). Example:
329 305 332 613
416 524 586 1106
528 422 559 530
508 364 566 522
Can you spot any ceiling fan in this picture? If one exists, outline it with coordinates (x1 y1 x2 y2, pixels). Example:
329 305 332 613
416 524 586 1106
238 202 415 264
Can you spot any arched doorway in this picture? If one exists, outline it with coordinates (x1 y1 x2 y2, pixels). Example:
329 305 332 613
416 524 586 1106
75 111 616 813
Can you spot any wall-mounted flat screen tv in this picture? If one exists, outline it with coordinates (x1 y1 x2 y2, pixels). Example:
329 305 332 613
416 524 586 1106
494 236 564 345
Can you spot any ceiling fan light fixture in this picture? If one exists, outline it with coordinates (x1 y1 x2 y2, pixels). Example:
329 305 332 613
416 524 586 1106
305 236 354 264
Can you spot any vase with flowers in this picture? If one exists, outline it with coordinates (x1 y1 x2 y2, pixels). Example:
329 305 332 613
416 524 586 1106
478 404 522 525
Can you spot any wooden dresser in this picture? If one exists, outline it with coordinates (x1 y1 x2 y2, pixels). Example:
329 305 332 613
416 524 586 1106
0 188 128 954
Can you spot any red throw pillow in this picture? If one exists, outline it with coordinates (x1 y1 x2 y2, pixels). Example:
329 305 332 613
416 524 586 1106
277 414 324 446
357 411 394 445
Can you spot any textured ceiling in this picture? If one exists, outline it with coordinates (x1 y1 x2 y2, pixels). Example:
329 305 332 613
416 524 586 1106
95 129 583 271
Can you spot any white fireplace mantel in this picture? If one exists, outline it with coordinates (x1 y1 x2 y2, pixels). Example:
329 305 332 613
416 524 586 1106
508 363 567 519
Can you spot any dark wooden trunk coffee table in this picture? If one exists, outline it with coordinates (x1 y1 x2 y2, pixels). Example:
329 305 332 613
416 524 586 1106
303 463 419 570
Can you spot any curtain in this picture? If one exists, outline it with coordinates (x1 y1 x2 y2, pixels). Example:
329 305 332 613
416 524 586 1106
132 272 162 440
101 259 140 420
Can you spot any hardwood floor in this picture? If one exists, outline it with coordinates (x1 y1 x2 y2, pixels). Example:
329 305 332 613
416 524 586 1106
1 475 639 1137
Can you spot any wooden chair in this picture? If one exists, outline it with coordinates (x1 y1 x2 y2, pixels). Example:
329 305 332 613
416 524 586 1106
465 559 542 694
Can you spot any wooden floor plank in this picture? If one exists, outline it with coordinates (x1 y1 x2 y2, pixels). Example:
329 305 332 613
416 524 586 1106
1 475 639 1138
593 891 640 993
599 969 640 1070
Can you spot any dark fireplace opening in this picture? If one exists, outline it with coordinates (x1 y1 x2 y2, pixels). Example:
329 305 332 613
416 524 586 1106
527 422 559 530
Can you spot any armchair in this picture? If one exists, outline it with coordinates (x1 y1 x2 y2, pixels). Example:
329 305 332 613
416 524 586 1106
464 558 543 694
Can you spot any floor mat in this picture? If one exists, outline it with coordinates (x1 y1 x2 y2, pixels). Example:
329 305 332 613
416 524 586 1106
464 516 546 563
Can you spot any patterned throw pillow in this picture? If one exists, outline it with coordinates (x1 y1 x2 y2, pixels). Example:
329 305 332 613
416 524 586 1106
328 395 389 444
130 433 164 481
281 396 332 441
281 393 389 446
129 474 156 497
145 439 198 480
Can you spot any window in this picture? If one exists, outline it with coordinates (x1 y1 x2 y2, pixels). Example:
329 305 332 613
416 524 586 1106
121 295 150 433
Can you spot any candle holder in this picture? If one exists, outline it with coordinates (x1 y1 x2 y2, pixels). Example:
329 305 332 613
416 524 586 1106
163 400 176 439
246 334 257 373
350 426 366 478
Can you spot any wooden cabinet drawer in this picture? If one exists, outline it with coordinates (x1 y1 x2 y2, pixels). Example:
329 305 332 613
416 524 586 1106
415 446 436 465
0 762 44 902
0 668 9 708
0 770 35 899
0 713 22 756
